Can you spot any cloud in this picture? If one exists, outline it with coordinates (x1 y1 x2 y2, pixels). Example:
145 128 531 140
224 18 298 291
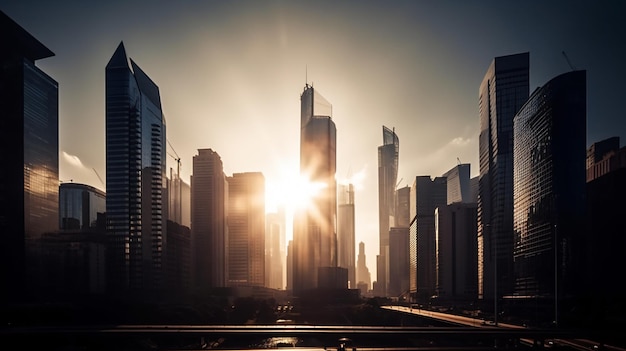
62 151 87 169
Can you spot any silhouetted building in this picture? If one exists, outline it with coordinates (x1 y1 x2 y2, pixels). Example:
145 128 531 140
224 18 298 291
191 148 227 291
378 125 399 297
286 239 293 292
389 227 410 298
409 176 447 301
166 220 191 297
585 137 626 323
226 172 265 287
105 42 167 297
478 52 529 302
512 70 586 322
1 11 59 301
337 184 356 289
293 84 337 294
266 208 286 290
586 136 626 182
435 203 478 302
356 241 371 295
59 183 106 231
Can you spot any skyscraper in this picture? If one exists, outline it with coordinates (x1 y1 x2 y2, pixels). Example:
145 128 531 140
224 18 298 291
1 11 59 301
356 241 371 295
59 183 106 231
191 148 227 291
293 84 337 294
226 172 265 287
105 42 167 296
378 126 399 297
337 183 356 289
266 208 286 290
409 175 447 301
477 52 529 302
512 70 586 322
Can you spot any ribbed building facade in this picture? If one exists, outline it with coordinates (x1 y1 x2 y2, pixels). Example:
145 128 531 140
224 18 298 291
477 52 529 302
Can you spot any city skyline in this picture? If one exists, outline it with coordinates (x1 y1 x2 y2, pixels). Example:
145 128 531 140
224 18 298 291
2 1 625 283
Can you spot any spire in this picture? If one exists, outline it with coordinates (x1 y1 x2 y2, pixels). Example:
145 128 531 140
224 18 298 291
106 41 128 70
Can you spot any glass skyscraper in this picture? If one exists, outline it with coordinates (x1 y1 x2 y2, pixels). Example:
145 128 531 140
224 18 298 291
512 70 586 318
59 183 106 231
105 42 166 296
293 84 337 294
337 183 356 289
377 125 399 297
1 11 59 301
477 52 529 303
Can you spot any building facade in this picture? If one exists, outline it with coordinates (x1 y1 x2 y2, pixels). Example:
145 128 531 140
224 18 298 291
1 11 59 301
337 183 356 289
266 208 286 290
377 125 399 297
59 183 106 231
191 148 228 291
293 84 338 294
105 42 167 296
477 52 529 302
512 70 586 322
226 172 265 287
356 241 371 295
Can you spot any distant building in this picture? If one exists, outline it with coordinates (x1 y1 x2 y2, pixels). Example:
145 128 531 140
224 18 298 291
0 10 59 301
337 184 356 289
59 183 106 231
478 52 529 301
586 136 626 182
105 41 167 297
191 149 228 290
442 164 472 205
435 203 478 302
293 84 338 294
512 70 586 319
356 241 371 295
409 176 447 301
266 208 286 290
395 186 411 228
388 227 410 298
226 172 265 287
377 126 399 297
167 167 191 228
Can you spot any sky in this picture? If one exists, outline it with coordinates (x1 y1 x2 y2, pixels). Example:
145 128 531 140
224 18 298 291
2 0 625 284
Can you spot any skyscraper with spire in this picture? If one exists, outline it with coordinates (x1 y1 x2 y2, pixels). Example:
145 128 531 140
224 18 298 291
292 83 337 294
105 42 167 296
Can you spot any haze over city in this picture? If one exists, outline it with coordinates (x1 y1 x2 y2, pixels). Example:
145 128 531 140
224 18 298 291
2 0 625 283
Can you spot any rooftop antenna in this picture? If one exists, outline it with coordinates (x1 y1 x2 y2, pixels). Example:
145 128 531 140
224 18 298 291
457 157 461 165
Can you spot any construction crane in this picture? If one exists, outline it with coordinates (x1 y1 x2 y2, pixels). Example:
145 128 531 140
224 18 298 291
92 168 105 189
396 177 403 189
562 51 576 71
167 139 181 178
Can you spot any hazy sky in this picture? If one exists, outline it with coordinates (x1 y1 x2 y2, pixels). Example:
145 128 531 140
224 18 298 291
3 0 625 283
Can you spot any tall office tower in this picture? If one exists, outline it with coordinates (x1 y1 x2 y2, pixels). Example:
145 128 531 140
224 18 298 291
286 240 293 292
266 208 286 290
377 125 399 297
395 186 411 228
442 164 472 205
106 42 167 296
191 149 228 291
337 184 356 288
477 52 529 302
409 176 447 301
356 241 371 295
59 183 106 231
226 172 265 287
167 167 191 228
388 227 410 298
586 137 626 316
512 70 586 322
293 84 337 294
435 203 478 301
1 11 59 301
